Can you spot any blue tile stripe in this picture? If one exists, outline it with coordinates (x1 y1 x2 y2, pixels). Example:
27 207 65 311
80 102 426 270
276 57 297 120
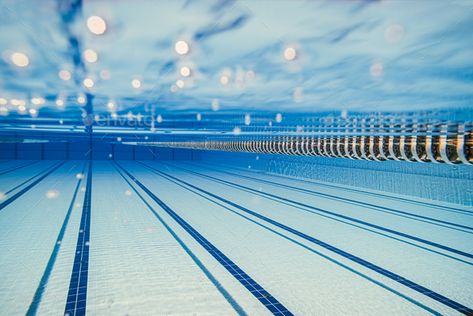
184 162 473 232
64 161 92 316
4 162 58 196
115 162 293 316
112 163 247 316
26 162 86 316
170 165 473 267
0 160 38 175
158 163 473 260
0 161 65 211
142 163 473 315
145 168 441 315
204 162 472 216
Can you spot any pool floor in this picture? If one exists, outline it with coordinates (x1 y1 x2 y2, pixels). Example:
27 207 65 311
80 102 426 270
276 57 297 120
0 160 472 315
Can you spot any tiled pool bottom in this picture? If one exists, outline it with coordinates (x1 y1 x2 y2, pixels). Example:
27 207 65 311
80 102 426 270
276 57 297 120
0 160 472 315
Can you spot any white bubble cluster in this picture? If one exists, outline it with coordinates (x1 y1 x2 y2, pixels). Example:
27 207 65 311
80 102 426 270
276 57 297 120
233 127 241 135
107 101 116 111
220 75 229 86
46 190 60 199
180 66 191 77
83 49 98 63
176 79 185 88
131 79 141 89
87 16 107 35
244 114 251 126
211 99 220 111
10 52 29 67
175 40 190 55
275 113 283 123
83 78 94 88
370 62 384 78
58 69 71 81
283 47 297 61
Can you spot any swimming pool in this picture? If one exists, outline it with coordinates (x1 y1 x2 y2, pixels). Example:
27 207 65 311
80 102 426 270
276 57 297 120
0 158 471 315
0 0 472 315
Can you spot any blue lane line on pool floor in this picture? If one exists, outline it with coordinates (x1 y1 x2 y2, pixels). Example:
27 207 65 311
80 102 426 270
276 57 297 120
64 161 92 316
0 161 65 212
202 162 472 215
183 162 473 232
3 162 57 196
116 162 293 316
112 162 247 316
26 162 86 316
142 162 440 315
0 160 39 175
161 163 473 260
141 162 473 315
160 163 473 267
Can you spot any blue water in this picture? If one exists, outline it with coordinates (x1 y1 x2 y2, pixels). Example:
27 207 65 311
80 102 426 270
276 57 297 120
0 160 472 315
0 1 472 315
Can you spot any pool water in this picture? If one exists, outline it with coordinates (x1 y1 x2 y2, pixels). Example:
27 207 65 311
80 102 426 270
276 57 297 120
0 158 472 315
1 0 472 314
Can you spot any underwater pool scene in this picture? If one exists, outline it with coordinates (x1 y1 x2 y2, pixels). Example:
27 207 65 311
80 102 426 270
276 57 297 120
0 0 472 315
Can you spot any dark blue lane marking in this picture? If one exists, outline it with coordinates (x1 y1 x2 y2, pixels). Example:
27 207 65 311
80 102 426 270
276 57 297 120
0 160 38 175
4 162 57 196
0 160 15 170
65 162 92 316
205 162 473 215
184 162 473 232
111 163 247 316
141 164 440 315
155 163 473 260
0 161 65 211
149 166 473 267
26 162 86 316
115 162 293 316
141 163 473 315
